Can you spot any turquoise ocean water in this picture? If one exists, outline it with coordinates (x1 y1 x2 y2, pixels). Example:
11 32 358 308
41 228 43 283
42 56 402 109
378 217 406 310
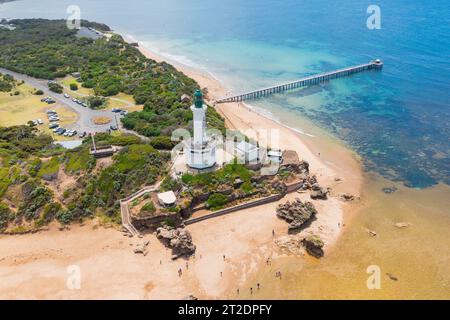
1 0 449 187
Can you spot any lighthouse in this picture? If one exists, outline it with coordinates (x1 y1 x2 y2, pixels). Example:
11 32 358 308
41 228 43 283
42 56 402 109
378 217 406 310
186 90 217 169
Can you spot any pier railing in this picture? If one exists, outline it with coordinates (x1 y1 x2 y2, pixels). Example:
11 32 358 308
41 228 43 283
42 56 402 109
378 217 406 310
216 59 383 103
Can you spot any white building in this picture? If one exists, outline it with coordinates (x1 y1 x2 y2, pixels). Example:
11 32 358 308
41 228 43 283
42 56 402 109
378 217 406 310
157 191 177 207
186 90 217 169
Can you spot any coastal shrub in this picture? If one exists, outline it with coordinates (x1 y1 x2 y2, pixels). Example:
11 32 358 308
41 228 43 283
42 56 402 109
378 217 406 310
34 89 44 95
0 80 13 92
35 202 62 227
140 201 156 215
0 202 13 231
56 209 74 225
150 136 175 150
69 83 78 90
207 193 229 211
48 82 63 93
160 176 181 192
240 181 254 194
64 148 95 173
0 167 11 197
18 180 53 220
86 96 106 109
37 156 60 180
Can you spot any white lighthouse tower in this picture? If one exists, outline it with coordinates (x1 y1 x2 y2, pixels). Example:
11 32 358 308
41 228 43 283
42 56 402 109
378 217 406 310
186 90 217 170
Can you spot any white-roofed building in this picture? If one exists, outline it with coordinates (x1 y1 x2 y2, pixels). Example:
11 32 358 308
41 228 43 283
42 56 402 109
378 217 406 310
157 191 177 207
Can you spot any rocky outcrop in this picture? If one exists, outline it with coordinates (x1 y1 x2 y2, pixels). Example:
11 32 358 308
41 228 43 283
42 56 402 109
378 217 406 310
133 240 149 256
382 186 397 194
340 193 355 202
156 226 196 259
276 198 317 232
301 234 324 258
310 178 328 200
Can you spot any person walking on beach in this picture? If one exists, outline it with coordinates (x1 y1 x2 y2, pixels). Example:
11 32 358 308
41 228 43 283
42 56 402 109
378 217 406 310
223 254 226 261
250 287 253 294
257 283 260 290
237 288 239 295
178 268 182 277
186 261 189 270
272 229 275 238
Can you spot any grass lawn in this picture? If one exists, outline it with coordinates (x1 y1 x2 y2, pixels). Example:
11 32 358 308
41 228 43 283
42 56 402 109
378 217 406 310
0 83 78 141
57 76 142 112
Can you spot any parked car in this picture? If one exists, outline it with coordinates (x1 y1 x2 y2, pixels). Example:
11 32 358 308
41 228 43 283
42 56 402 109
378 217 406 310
57 128 66 135
111 108 122 113
120 110 128 116
79 131 87 138
64 93 70 98
37 119 44 125
49 123 59 129
110 125 118 131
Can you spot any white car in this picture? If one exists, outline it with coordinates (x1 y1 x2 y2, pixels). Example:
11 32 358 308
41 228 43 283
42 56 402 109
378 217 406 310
37 119 44 125
64 93 70 98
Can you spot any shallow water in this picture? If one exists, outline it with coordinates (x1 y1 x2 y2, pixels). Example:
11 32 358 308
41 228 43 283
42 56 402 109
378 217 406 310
238 177 450 299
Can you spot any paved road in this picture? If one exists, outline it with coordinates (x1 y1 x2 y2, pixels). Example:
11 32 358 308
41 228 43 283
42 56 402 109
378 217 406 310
0 67 121 134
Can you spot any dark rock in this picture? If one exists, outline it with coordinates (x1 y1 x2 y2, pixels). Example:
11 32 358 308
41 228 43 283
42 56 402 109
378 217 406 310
382 186 397 194
340 193 355 202
156 226 196 259
41 172 58 181
310 188 328 200
386 273 398 281
301 235 324 258
276 198 317 232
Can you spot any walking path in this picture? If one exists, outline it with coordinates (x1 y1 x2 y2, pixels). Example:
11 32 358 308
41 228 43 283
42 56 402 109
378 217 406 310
119 184 161 236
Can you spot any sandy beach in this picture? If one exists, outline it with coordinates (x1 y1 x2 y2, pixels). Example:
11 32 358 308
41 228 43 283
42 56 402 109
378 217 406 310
0 37 365 300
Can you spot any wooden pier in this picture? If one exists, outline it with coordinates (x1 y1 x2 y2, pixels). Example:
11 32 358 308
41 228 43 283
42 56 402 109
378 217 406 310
216 59 383 103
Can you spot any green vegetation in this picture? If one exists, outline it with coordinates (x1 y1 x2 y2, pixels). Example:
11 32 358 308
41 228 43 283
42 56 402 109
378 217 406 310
0 19 224 141
160 175 182 192
182 162 254 190
18 179 53 220
64 148 95 173
150 136 176 150
48 82 63 93
0 73 14 92
37 156 60 179
140 201 156 215
0 19 226 230
207 193 229 211
0 124 170 230
0 202 13 231
86 96 106 109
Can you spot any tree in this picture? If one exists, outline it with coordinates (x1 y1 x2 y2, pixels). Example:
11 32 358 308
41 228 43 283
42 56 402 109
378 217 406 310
48 82 63 94
70 83 78 90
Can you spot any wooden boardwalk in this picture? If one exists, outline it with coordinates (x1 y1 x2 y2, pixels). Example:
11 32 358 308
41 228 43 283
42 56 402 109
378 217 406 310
216 59 383 103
